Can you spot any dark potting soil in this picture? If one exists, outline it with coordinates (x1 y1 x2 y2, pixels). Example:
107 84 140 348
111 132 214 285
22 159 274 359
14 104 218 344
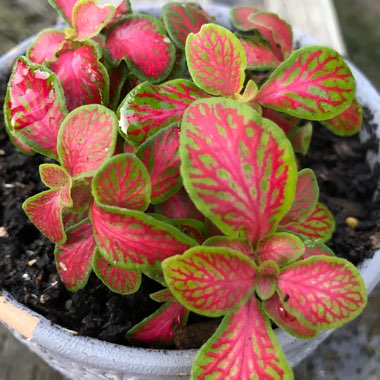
1 71 380 349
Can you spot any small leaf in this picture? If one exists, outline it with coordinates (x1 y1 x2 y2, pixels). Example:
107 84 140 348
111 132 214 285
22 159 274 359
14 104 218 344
289 123 313 156
63 209 88 229
302 241 335 259
321 97 363 136
136 125 181 204
236 79 258 104
91 202 196 269
70 178 92 213
112 0 132 22
48 0 78 24
168 218 206 244
143 266 166 287
93 249 141 295
4 57 68 158
55 219 96 291
58 105 117 178
180 98 297 242
203 236 253 259
105 14 176 83
192 297 292 380
255 46 355 120
262 108 300 135
255 260 280 300
92 153 150 211
150 288 176 303
40 164 71 189
229 6 261 32
162 2 211 50
278 256 367 330
27 29 66 65
162 247 256 317
186 24 247 97
263 293 317 339
119 79 207 145
257 232 304 266
127 301 189 346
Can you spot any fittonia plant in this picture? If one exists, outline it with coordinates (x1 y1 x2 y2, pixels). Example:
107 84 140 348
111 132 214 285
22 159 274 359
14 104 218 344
3 1 367 378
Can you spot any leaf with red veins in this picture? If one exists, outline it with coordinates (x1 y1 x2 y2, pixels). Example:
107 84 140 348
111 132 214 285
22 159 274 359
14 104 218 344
55 219 96 291
255 46 355 120
72 0 115 41
48 0 78 24
229 6 261 31
136 125 181 204
262 108 300 135
168 218 206 244
321 97 363 136
186 24 246 97
192 297 292 380
203 236 254 260
90 202 196 269
257 232 304 267
92 153 151 211
27 29 66 65
93 249 141 295
263 293 317 339
150 288 176 303
119 79 207 145
58 105 117 179
128 301 189 346
40 164 71 189
162 2 212 50
50 41 109 111
4 57 68 159
162 247 256 317
278 256 367 330
255 260 280 300
289 123 313 156
302 241 335 259
181 98 297 242
155 188 204 222
105 14 175 83
283 202 335 243
280 169 319 227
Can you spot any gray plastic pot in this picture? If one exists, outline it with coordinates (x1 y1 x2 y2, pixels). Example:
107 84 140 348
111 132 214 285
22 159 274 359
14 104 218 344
1 4 380 380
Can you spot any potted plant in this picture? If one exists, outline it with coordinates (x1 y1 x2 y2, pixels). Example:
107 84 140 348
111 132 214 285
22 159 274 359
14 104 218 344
1 1 380 379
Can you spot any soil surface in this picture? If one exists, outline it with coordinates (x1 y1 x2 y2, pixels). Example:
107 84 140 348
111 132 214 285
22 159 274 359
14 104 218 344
0 72 379 349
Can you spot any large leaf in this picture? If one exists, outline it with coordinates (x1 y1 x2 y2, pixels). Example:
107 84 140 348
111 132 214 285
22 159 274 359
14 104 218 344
186 24 247 97
278 256 367 330
136 125 181 204
93 249 141 294
162 2 211 50
118 79 207 145
4 57 67 158
48 0 78 23
58 105 117 178
50 41 109 111
255 46 355 120
54 220 96 291
162 247 256 317
92 153 150 210
91 202 196 269
105 14 175 83
192 297 292 380
180 98 297 242
203 236 253 259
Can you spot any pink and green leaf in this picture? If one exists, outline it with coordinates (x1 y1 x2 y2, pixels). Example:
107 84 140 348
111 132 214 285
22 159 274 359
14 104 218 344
302 241 335 259
150 288 176 303
203 236 253 260
180 98 297 242
58 105 117 178
105 14 176 83
192 296 292 380
39 164 71 189
93 249 141 295
162 247 256 317
91 202 196 269
255 260 280 300
4 57 68 159
54 219 96 291
186 24 247 97
92 153 150 211
136 125 181 204
111 0 132 23
278 256 367 330
229 6 261 31
162 2 212 50
289 123 313 156
48 0 78 24
118 79 207 145
255 46 356 120
168 218 206 244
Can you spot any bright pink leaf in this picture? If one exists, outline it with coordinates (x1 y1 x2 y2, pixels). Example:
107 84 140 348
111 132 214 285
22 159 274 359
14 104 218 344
39 164 71 189
168 218 205 244
181 98 297 242
186 24 247 97
255 260 280 300
289 123 313 156
48 0 78 23
203 236 254 259
27 29 66 65
128 301 189 346
105 14 175 82
262 108 299 135
278 256 367 329
58 105 117 178
91 202 196 269
192 297 292 379
162 247 256 317
119 79 207 145
4 57 67 158
93 249 141 294
255 46 355 120
302 242 335 259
